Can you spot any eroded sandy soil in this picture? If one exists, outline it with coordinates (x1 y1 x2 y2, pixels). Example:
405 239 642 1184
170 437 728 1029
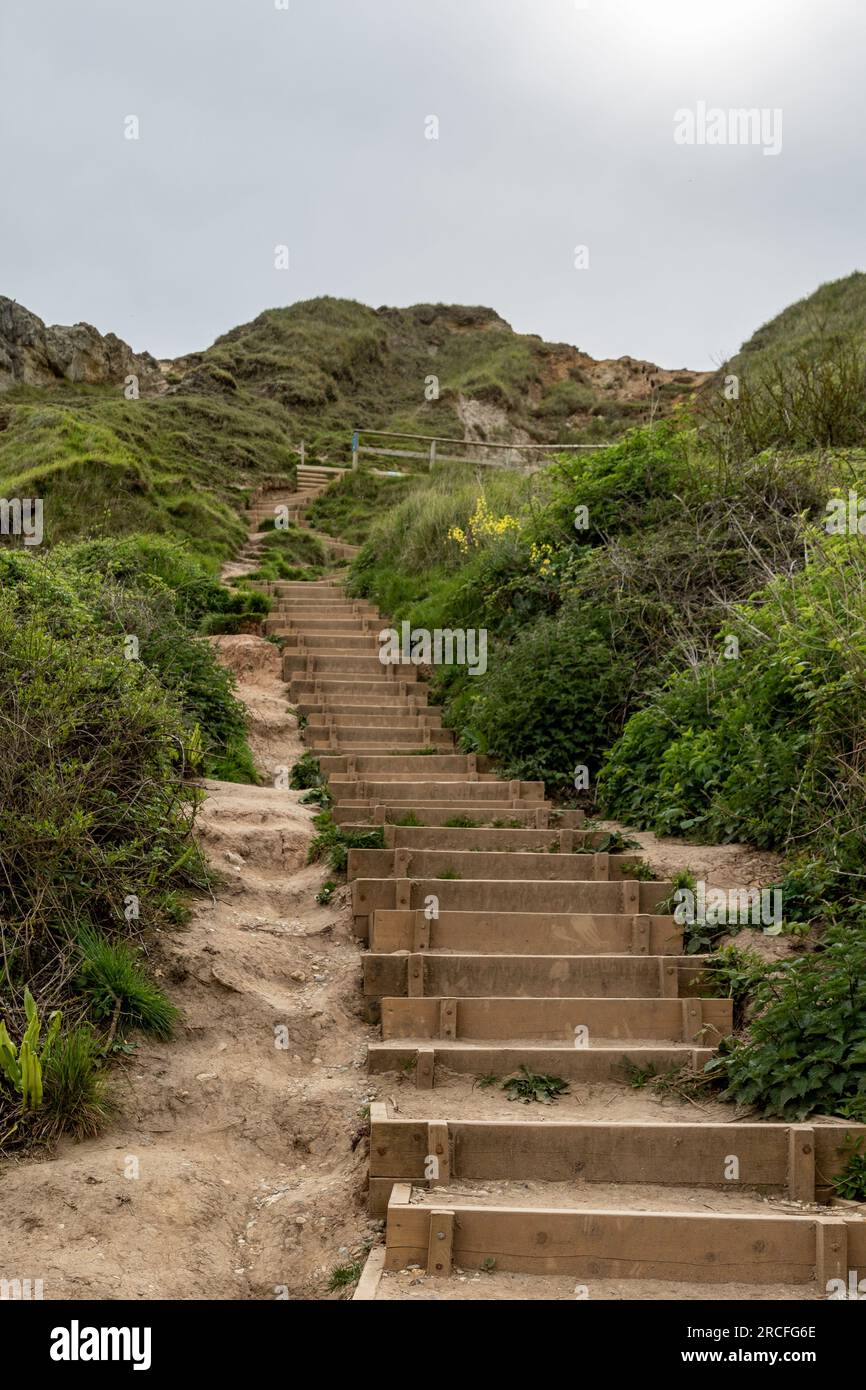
0 634 377 1300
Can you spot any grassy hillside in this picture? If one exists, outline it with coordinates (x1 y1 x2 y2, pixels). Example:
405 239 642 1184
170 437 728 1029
0 384 298 561
181 296 704 462
0 294 704 558
727 271 866 377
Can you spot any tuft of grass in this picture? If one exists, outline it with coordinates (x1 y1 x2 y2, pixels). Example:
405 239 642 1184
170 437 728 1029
628 859 658 881
76 927 179 1041
327 1260 363 1292
622 1059 658 1090
37 1027 111 1142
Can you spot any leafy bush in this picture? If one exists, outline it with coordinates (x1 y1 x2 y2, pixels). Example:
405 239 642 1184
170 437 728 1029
705 945 770 1029
460 599 630 789
0 538 245 1147
546 419 693 542
0 590 205 962
702 338 866 462
599 532 866 864
707 922 866 1119
290 752 325 789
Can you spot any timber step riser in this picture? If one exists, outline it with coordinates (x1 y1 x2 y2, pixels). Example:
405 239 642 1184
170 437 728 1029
383 1183 864 1284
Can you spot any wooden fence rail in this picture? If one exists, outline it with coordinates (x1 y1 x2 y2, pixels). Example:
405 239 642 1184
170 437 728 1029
351 428 612 471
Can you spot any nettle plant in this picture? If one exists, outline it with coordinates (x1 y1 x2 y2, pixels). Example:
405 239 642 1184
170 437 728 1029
707 921 866 1120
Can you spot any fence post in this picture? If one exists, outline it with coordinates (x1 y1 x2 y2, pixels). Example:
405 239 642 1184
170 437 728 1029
299 440 305 468
429 438 437 471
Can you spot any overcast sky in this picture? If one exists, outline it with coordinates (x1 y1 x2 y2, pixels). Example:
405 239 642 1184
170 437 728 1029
1 0 864 368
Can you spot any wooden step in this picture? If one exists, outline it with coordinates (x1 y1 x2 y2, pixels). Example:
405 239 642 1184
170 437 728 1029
383 1182 864 1284
332 804 557 828
369 908 682 954
348 847 641 882
367 1041 715 1084
368 1111 866 1214
364 953 708 1001
352 877 669 938
377 995 732 1043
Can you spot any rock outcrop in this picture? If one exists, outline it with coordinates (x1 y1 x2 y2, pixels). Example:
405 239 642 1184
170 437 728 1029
0 296 164 394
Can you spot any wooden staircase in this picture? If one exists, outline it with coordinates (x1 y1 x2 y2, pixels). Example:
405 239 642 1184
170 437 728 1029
248 486 866 1300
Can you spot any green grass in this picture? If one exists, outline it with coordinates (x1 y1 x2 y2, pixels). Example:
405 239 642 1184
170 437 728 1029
306 469 418 544
248 525 328 581
831 1137 866 1201
36 1027 111 1142
75 927 179 1040
327 1261 363 1292
307 810 384 875
0 385 297 561
727 271 866 378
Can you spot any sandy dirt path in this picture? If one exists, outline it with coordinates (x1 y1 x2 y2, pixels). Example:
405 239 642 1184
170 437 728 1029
0 634 376 1300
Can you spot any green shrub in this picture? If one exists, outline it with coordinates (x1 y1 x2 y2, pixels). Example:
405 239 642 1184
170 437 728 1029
705 945 770 1029
706 922 866 1119
459 599 630 789
0 590 205 962
600 532 866 863
703 338 866 462
290 752 324 789
546 420 693 542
